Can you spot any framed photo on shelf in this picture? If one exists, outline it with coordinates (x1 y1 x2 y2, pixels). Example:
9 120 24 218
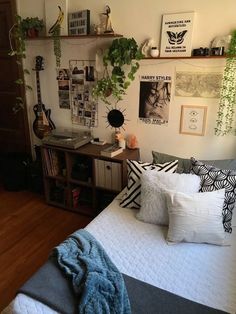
160 12 195 57
68 10 90 35
179 105 207 136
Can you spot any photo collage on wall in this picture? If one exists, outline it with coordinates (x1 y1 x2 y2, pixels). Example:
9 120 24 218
139 75 172 125
57 69 70 109
70 60 98 127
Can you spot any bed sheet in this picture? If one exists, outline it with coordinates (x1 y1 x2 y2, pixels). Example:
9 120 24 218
9 194 236 314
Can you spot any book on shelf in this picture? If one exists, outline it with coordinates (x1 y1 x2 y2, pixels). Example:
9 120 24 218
100 145 124 157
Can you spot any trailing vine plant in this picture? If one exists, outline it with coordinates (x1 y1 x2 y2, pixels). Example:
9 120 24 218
92 37 144 105
51 24 61 68
48 6 64 68
8 15 32 113
215 30 236 135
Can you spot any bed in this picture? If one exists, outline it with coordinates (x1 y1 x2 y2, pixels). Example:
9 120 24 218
3 191 236 314
5 190 236 314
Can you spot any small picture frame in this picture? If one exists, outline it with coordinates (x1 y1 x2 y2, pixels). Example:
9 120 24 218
179 105 207 136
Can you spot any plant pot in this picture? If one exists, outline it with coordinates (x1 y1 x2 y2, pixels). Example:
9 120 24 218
104 88 113 97
27 28 39 38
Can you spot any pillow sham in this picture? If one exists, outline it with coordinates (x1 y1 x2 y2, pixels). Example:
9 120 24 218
152 151 190 173
190 157 236 233
120 159 178 209
166 189 226 245
137 171 200 225
152 151 236 173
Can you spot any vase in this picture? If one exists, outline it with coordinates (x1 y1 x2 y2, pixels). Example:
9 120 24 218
150 47 159 58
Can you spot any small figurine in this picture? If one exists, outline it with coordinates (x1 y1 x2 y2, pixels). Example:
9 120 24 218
141 38 155 57
100 5 114 33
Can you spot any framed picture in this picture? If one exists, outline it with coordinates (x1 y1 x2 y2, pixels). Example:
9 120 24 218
160 12 195 57
179 105 207 136
68 10 90 35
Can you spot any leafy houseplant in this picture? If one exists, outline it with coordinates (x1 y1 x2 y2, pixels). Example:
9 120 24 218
92 37 144 105
215 30 236 135
21 17 44 38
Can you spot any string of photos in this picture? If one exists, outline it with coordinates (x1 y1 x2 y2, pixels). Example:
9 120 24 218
69 59 98 128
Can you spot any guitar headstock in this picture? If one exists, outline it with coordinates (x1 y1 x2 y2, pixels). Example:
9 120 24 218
35 56 44 71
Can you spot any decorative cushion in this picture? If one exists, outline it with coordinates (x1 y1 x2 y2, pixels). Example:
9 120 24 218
137 171 200 225
120 159 178 209
166 189 226 245
152 151 190 173
152 151 236 174
190 157 236 233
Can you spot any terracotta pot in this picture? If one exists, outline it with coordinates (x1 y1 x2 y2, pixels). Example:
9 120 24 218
104 88 113 97
27 28 39 38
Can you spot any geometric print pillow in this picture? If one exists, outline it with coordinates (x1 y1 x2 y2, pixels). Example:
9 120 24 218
120 159 178 209
190 157 236 233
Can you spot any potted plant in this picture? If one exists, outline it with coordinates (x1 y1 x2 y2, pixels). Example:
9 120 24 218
21 17 44 38
93 37 144 105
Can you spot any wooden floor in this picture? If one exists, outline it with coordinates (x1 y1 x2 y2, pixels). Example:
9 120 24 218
0 187 92 311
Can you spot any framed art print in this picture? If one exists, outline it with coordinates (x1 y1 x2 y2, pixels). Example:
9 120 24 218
179 105 207 136
160 12 195 57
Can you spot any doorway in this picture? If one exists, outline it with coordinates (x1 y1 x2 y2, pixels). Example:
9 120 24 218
0 0 31 156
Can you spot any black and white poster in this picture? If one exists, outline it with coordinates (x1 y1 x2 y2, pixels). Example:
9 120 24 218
160 12 195 57
139 75 171 125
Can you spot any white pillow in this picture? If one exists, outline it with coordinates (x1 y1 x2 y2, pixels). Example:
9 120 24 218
136 171 200 225
166 189 227 245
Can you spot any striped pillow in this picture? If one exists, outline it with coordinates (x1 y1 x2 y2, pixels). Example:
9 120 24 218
120 159 178 209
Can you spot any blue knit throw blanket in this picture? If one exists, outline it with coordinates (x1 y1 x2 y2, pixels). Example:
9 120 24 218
52 229 131 314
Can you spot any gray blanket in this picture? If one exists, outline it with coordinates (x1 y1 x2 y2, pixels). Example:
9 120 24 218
19 258 229 314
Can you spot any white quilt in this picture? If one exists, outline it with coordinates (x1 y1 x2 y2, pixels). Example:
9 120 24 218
8 194 236 314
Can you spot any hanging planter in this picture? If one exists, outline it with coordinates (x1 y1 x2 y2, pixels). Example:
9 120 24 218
215 30 236 135
93 37 144 105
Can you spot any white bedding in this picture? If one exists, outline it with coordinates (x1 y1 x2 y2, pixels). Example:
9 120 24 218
8 194 236 314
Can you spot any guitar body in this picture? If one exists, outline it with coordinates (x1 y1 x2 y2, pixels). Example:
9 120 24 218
32 56 56 139
33 106 51 140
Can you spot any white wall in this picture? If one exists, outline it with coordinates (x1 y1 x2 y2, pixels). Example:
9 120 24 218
18 0 236 161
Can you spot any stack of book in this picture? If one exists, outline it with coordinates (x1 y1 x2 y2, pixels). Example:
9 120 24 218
100 145 123 157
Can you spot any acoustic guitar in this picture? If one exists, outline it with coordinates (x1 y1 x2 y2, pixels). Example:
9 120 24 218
33 56 55 139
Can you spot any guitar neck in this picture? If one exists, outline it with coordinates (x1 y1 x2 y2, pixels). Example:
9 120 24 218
36 71 42 111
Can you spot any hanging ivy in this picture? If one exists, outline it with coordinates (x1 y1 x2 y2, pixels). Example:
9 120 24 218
215 30 236 135
51 25 61 68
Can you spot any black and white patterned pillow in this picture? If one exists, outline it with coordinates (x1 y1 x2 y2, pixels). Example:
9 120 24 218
190 157 236 233
120 159 178 209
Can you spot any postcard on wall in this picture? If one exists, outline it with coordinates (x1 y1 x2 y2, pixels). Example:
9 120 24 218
175 71 222 98
57 68 70 109
160 12 195 57
179 105 207 136
45 0 68 36
138 75 171 125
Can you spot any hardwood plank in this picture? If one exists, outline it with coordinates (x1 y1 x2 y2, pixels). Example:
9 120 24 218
0 187 92 311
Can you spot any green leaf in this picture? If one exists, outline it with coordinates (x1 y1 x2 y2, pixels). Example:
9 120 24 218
15 79 24 84
23 69 30 74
